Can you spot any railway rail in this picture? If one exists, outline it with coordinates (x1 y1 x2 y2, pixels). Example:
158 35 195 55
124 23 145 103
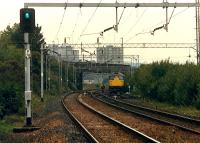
96 94 200 135
61 94 98 143
62 92 160 143
82 93 200 142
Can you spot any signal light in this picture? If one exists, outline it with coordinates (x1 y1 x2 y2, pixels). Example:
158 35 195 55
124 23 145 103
20 8 35 33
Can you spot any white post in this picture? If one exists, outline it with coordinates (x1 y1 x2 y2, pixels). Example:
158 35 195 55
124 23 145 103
75 66 77 86
73 63 75 84
131 58 132 77
41 44 44 102
45 55 48 90
48 57 51 91
24 33 32 126
67 62 69 89
60 55 62 90
58 56 60 90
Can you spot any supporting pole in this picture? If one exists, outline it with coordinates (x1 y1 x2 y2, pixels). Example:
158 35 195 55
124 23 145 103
73 63 74 84
48 57 51 91
165 5 168 31
45 55 48 91
196 0 200 64
24 33 32 126
41 44 44 102
75 66 77 87
131 58 132 77
81 42 83 61
121 37 124 64
61 56 62 90
115 6 118 32
67 62 69 89
58 56 60 91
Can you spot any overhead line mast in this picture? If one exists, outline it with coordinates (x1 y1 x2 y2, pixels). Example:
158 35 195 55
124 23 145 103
196 0 200 64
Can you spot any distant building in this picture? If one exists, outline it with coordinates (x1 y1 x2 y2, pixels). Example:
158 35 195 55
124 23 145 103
65 46 79 62
97 45 123 64
48 44 79 62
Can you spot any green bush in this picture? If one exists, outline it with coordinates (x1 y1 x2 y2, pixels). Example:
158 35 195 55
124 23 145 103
133 61 200 108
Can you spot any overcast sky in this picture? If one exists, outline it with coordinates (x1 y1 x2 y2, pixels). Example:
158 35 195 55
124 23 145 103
0 0 197 63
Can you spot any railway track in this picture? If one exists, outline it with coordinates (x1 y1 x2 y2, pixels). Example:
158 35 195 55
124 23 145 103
96 94 200 135
62 92 160 143
82 94 200 142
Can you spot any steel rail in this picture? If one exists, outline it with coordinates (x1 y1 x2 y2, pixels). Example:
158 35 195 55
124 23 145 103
61 94 99 143
96 95 200 135
78 94 160 143
117 97 200 124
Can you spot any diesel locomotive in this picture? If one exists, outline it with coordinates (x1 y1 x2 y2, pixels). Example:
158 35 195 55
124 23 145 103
108 72 129 95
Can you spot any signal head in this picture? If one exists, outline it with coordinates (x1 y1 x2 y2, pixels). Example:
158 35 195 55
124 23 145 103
20 8 35 33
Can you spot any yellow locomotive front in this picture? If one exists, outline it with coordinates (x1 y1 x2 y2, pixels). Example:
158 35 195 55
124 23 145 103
109 75 124 87
108 72 128 94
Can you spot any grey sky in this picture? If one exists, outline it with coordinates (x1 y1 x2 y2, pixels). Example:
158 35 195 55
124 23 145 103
0 0 197 63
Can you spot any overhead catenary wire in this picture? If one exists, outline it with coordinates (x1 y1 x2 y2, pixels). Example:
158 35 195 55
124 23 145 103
122 8 148 38
120 5 135 25
76 0 103 44
97 6 126 36
70 10 81 43
151 7 175 35
70 0 85 44
80 32 100 36
118 6 126 25
148 5 194 33
54 1 68 42
125 5 193 43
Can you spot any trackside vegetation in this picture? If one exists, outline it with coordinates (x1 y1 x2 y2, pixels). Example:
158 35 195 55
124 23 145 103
133 60 200 109
0 24 74 120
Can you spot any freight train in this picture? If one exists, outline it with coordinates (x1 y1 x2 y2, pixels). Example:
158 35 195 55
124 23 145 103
108 72 129 95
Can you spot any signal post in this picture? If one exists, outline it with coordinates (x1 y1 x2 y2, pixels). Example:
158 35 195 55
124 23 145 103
20 8 35 126
13 8 40 132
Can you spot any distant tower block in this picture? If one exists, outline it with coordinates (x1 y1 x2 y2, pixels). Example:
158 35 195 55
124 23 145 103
97 45 123 64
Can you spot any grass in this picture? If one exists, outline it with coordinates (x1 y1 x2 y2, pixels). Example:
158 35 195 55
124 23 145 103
131 96 200 117
0 114 24 134
152 101 200 117
0 120 15 134
0 93 60 135
32 93 59 112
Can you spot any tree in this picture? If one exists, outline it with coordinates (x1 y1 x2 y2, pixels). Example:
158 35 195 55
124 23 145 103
133 61 200 108
10 23 45 50
0 23 45 118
